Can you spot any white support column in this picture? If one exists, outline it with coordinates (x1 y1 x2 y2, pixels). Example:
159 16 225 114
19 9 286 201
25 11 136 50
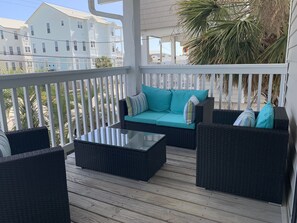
123 0 142 96
171 36 176 64
141 34 150 65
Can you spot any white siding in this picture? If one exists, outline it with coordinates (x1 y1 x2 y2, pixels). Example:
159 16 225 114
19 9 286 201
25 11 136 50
286 0 297 222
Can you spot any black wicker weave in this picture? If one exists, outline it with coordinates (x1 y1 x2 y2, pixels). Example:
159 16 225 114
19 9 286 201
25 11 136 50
119 97 214 150
196 108 289 204
0 127 70 223
74 129 166 181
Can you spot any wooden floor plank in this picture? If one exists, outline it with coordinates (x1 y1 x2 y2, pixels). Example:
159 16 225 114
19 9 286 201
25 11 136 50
66 147 281 223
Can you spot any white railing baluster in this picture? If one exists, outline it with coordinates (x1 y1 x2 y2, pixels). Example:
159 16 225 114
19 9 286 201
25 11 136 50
55 83 65 146
35 86 44 127
86 79 94 131
185 74 189 90
115 76 120 122
170 74 173 89
64 81 73 143
23 86 33 128
156 74 160 88
279 74 286 107
72 81 81 138
228 74 233 110
79 80 88 134
257 74 263 111
178 74 182 89
219 74 224 109
45 84 56 147
104 77 111 126
247 74 253 108
99 77 105 127
149 73 153 87
162 74 166 89
119 74 124 100
210 73 215 97
142 73 146 85
11 88 21 130
0 89 8 131
202 74 206 90
110 76 116 124
194 74 198 90
238 74 243 110
93 78 100 129
268 74 274 103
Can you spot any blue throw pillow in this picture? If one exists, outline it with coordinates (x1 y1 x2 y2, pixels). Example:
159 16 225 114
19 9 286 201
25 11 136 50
256 102 274 129
233 108 256 127
142 85 172 112
126 92 148 116
170 89 208 114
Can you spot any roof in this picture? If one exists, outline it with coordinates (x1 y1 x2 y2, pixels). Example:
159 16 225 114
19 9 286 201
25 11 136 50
0 18 27 29
45 3 110 24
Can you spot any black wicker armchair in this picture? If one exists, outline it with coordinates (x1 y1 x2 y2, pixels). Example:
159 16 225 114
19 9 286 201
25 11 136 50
196 107 289 204
0 127 70 223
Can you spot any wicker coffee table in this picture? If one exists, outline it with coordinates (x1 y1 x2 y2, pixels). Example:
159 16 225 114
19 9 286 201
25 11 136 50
74 127 166 181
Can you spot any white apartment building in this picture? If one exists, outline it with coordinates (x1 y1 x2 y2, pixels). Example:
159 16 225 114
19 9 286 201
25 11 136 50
0 18 34 74
26 3 123 71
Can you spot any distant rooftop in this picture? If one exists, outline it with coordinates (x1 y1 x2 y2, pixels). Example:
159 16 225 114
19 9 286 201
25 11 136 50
0 18 26 29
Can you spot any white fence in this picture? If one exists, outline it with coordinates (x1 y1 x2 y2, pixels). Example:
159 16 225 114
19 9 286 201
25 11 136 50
141 64 288 111
0 67 129 148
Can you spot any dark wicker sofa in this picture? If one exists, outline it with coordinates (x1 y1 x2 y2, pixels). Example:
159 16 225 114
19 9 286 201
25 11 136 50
0 127 70 223
196 107 289 204
120 97 214 150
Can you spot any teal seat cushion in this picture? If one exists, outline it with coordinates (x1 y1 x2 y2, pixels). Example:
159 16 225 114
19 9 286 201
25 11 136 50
170 89 208 114
142 85 172 112
125 111 168 125
256 102 274 129
156 113 195 129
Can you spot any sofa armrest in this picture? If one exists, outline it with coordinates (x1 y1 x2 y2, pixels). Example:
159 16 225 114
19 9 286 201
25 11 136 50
195 97 214 124
213 109 243 125
5 127 50 155
119 99 128 129
0 146 70 222
274 107 289 130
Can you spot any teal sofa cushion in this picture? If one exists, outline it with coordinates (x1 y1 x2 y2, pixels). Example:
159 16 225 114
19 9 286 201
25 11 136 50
256 103 274 129
156 113 195 129
170 89 208 114
125 111 168 125
142 85 172 112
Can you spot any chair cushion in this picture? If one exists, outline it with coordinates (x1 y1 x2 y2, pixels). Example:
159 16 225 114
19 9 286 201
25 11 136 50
0 130 11 157
170 89 208 114
256 102 274 129
126 92 148 116
142 85 172 112
184 95 200 124
233 108 256 127
125 111 168 125
156 113 195 129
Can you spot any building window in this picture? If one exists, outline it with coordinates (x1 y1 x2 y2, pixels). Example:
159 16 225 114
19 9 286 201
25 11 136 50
74 41 78 51
23 32 28 40
27 61 32 68
12 62 16 71
5 62 9 71
33 44 36 53
14 31 18 40
82 41 86 51
77 21 83 29
30 25 34 36
66 40 70 51
76 59 79 70
9 46 13 55
19 62 23 70
17 46 21 55
46 23 50 34
3 46 6 55
92 58 95 66
25 47 30 53
90 41 95 48
111 29 114 36
42 42 46 53
61 20 64 26
0 30 4 39
112 45 115 53
55 41 58 52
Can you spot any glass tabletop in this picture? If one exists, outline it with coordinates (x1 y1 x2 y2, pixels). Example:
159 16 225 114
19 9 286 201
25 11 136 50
75 127 165 151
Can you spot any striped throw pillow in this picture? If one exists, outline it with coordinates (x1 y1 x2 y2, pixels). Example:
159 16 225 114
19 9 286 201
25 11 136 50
183 95 200 124
233 108 256 127
126 92 148 116
0 130 11 157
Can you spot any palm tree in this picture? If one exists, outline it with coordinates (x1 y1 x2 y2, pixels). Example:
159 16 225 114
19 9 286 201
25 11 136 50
177 0 290 106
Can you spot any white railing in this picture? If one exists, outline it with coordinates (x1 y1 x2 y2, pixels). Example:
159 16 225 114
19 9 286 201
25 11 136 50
141 64 288 111
0 67 129 148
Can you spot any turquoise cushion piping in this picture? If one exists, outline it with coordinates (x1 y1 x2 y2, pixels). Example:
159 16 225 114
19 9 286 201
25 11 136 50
156 113 195 130
170 89 208 114
125 111 168 125
142 85 172 112
256 102 274 129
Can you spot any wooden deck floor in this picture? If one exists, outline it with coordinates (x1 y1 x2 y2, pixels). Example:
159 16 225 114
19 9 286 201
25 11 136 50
66 147 282 223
